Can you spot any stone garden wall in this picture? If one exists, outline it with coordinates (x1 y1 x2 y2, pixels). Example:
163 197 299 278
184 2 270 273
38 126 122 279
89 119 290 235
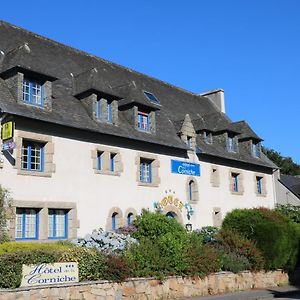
0 270 288 300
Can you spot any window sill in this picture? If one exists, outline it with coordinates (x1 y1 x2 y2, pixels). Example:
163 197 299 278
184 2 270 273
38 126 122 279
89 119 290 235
138 181 159 187
94 169 121 176
231 191 244 196
256 193 267 197
18 170 52 177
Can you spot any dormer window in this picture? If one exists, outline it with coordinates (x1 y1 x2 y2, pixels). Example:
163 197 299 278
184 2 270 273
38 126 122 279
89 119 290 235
226 135 238 153
138 111 150 131
95 98 114 124
186 136 192 148
143 91 160 105
203 131 212 144
23 78 43 106
252 142 261 158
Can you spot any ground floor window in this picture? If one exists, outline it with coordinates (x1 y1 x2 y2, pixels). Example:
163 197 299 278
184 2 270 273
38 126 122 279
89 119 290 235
48 209 68 239
166 211 177 219
15 208 39 240
127 212 133 225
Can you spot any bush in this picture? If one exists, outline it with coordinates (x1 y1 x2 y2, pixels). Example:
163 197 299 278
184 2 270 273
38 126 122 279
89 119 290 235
221 251 250 273
132 210 186 241
0 241 73 255
106 255 132 282
222 208 299 270
194 226 219 244
185 233 221 276
73 228 138 254
276 204 300 223
216 229 265 271
0 249 61 288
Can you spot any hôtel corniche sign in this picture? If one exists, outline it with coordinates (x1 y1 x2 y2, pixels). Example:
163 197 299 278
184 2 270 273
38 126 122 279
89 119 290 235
21 262 79 287
171 160 200 176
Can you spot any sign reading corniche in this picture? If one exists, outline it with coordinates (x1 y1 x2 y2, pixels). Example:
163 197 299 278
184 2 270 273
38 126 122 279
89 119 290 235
21 262 79 287
171 160 200 176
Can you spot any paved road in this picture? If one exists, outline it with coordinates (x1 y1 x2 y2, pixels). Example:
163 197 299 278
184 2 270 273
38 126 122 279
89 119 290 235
181 285 300 300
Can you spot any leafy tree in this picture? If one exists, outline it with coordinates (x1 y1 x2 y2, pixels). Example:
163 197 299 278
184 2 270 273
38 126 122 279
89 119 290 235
0 185 11 242
263 147 300 176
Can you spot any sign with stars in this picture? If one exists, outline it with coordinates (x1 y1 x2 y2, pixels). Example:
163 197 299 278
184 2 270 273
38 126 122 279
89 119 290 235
21 262 79 287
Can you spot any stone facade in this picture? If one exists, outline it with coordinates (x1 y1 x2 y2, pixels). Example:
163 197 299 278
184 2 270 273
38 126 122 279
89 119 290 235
0 271 288 300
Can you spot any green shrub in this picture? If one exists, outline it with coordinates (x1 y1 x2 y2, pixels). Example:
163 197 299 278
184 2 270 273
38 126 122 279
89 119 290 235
132 210 186 241
0 241 73 255
216 229 265 271
0 249 61 288
59 247 106 281
276 204 300 223
222 208 299 270
106 255 132 282
185 233 221 276
221 252 250 273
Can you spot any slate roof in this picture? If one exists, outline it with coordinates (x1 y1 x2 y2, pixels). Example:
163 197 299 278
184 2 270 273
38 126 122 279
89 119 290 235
0 21 276 169
232 121 262 141
279 175 300 199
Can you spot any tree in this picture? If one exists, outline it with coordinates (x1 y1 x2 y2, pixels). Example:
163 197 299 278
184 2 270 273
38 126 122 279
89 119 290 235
263 147 300 176
0 186 11 242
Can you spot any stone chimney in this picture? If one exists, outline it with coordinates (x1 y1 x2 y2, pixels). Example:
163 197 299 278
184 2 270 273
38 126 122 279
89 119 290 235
200 89 225 113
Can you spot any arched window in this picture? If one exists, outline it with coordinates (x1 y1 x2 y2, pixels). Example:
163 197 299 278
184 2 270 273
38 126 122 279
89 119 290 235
127 213 133 225
166 211 177 219
186 177 199 203
112 212 118 230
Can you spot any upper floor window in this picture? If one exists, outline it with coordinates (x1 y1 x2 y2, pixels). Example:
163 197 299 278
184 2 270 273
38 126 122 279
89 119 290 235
48 209 68 239
138 112 150 131
23 79 43 106
187 136 192 148
97 151 103 170
227 136 238 153
140 159 152 183
203 131 212 144
143 91 160 104
110 153 116 172
252 143 261 158
21 140 44 172
95 99 113 123
15 208 39 240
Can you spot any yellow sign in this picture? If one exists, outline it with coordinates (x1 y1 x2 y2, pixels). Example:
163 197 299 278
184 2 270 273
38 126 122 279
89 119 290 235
1 121 14 141
159 195 184 211
21 262 79 287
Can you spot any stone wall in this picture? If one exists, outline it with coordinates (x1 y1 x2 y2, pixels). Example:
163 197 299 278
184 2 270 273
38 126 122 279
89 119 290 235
0 270 288 300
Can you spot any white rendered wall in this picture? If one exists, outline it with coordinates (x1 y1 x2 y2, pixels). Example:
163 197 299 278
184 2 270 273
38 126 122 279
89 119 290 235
0 129 276 237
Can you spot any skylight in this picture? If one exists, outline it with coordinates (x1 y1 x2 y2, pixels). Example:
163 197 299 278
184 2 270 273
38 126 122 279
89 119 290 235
144 91 160 104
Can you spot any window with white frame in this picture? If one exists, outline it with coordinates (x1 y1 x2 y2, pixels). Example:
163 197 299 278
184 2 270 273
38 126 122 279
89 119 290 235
252 142 261 158
231 173 239 192
23 78 43 106
138 112 150 131
15 208 39 240
140 159 152 183
48 209 68 239
227 135 238 153
21 140 44 171
203 131 212 144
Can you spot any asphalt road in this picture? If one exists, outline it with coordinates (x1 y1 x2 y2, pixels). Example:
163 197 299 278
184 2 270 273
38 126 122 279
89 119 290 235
181 286 300 300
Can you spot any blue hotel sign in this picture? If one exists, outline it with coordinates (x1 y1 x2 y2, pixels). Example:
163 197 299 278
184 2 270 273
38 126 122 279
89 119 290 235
171 160 201 176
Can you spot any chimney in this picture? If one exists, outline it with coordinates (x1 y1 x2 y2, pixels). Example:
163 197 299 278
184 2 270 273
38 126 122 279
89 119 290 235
200 89 225 113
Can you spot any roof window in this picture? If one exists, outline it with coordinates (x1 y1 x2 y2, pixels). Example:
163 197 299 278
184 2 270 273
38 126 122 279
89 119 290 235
143 91 160 104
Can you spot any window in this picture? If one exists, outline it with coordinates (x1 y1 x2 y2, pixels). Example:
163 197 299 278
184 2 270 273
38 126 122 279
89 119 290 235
23 78 43 106
95 100 101 119
127 213 133 225
110 153 116 172
166 211 177 219
48 209 68 239
107 102 112 123
95 99 113 123
203 131 212 144
112 212 118 230
15 208 39 240
188 180 194 201
144 91 160 104
138 112 150 131
256 176 263 194
252 143 261 158
140 159 152 183
231 173 239 192
227 136 238 153
211 166 220 187
97 151 103 170
21 140 44 171
187 136 192 148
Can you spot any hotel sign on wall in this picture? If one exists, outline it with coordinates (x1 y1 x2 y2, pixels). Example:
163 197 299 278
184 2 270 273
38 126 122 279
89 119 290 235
157 194 184 211
1 121 14 141
20 262 79 287
171 160 200 176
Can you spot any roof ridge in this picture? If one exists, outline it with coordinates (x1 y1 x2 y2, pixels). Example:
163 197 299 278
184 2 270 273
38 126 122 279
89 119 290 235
0 20 204 99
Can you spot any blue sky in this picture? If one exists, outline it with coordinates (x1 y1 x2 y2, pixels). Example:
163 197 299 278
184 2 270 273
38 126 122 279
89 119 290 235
1 1 299 163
